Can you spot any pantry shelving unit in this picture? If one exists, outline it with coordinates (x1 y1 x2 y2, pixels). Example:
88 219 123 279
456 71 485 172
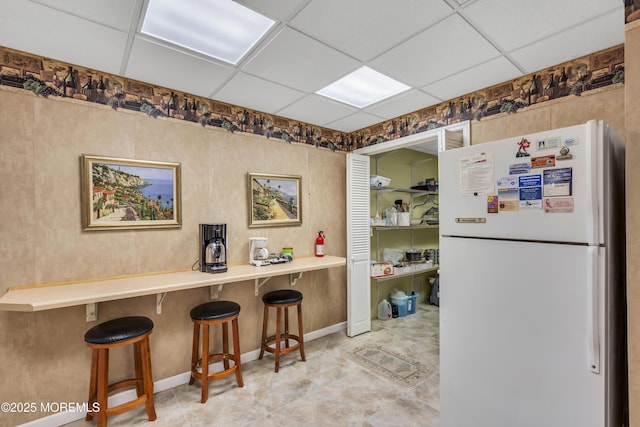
368 150 441 312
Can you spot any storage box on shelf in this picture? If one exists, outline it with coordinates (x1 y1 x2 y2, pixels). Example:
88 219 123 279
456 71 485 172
371 262 393 278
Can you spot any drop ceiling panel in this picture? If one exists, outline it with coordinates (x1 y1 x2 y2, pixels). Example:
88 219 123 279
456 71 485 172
213 72 306 114
276 94 358 127
0 1 129 74
242 27 361 93
364 90 442 120
510 10 624 73
424 56 523 101
33 0 141 31
126 37 234 98
326 111 389 133
234 0 309 21
463 0 622 52
370 14 501 87
289 0 453 61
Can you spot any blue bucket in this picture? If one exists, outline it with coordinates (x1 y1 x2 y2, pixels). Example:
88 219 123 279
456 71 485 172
389 295 409 317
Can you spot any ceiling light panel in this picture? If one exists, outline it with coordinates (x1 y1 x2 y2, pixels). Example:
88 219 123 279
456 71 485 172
317 66 410 108
141 0 275 65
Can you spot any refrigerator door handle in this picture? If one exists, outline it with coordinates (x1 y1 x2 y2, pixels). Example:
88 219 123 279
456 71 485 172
587 246 600 374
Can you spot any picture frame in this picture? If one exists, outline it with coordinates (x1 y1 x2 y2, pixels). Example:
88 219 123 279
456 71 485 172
248 173 302 228
81 155 182 231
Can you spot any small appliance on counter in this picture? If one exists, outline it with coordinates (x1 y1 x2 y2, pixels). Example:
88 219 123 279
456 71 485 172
249 237 292 266
268 253 292 264
249 237 270 266
200 224 227 273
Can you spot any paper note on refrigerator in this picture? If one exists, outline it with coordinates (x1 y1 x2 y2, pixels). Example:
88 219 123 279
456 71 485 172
459 153 494 196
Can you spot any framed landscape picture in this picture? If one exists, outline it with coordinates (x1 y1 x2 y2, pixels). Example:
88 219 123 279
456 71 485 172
248 173 302 228
81 155 181 231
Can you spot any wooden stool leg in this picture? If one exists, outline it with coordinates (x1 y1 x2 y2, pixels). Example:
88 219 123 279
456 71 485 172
222 322 230 370
85 349 98 421
95 348 109 427
141 336 157 421
275 306 282 373
189 323 199 385
284 307 290 348
232 317 244 387
259 305 269 360
200 323 210 403
298 302 306 362
134 341 143 397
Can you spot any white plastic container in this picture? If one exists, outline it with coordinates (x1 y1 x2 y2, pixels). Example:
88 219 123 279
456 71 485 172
370 175 391 187
377 299 392 320
398 212 410 226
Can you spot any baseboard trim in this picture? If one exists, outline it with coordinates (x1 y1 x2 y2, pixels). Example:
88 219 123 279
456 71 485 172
19 321 346 427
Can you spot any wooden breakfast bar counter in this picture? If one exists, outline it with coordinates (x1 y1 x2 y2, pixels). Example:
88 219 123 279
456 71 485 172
0 255 347 321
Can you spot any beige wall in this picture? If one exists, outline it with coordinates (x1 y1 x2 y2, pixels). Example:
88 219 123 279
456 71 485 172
470 87 625 143
626 20 640 427
0 87 347 426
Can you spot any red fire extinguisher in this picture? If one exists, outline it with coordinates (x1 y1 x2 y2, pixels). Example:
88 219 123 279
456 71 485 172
315 231 325 257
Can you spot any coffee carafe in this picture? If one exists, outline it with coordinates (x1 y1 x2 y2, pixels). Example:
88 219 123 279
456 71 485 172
200 224 227 273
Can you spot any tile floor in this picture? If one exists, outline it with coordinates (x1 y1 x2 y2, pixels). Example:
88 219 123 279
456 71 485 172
66 303 440 427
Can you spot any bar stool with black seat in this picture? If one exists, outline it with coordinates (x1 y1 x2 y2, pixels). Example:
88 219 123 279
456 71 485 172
84 316 156 427
189 300 243 403
259 289 306 372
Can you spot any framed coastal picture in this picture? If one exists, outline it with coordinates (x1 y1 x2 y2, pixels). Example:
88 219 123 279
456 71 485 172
248 173 301 228
81 155 181 231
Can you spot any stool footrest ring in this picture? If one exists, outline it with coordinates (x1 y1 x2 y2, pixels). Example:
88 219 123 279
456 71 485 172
261 334 303 356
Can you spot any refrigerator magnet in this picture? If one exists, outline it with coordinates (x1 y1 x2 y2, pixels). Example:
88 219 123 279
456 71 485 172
536 137 560 150
487 195 499 213
518 175 542 188
498 200 519 212
520 199 542 209
516 138 531 157
498 187 519 201
509 162 531 175
544 197 574 213
497 176 517 187
519 186 542 202
556 146 573 161
531 154 556 168
543 168 572 197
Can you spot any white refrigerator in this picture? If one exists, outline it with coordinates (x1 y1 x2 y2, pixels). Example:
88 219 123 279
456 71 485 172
438 120 627 427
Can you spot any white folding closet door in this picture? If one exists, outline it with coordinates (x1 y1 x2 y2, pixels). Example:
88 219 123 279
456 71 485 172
346 153 370 337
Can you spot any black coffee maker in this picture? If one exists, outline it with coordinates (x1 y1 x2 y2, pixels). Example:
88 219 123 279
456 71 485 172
200 224 227 273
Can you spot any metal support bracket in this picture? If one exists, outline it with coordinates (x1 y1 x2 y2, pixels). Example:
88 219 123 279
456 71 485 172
156 292 168 314
289 272 303 286
255 277 272 296
210 284 223 300
86 303 98 322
